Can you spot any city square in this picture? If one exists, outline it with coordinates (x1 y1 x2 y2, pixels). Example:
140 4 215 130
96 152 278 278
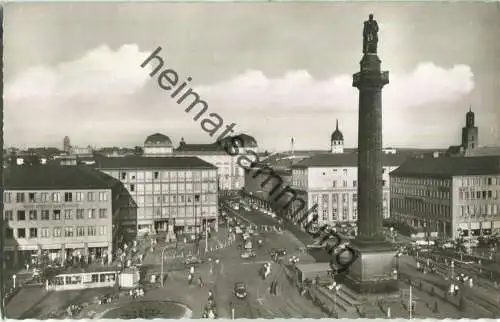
2 2 500 320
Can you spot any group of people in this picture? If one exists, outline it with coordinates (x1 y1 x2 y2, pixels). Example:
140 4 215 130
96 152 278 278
129 287 145 299
66 304 83 317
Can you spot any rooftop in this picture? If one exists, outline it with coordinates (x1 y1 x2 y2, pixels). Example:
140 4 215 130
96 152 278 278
95 156 217 170
390 156 500 178
175 142 226 153
144 133 173 147
465 146 500 157
292 152 408 168
4 166 122 190
176 134 258 152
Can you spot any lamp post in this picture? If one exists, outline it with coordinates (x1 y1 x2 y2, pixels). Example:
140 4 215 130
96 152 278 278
205 214 209 254
160 245 170 287
194 194 200 255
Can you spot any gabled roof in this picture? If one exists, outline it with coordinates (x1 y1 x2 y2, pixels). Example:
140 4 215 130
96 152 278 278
95 156 217 170
390 156 500 178
292 153 408 168
4 165 122 190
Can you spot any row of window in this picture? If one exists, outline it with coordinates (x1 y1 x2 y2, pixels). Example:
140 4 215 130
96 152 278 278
391 198 451 219
321 207 358 221
4 208 108 221
137 206 217 218
391 186 451 200
460 177 500 187
458 204 499 216
124 182 217 194
134 193 217 206
311 192 389 206
115 170 217 181
5 226 107 239
458 189 499 201
391 177 451 187
4 191 108 204
125 183 218 194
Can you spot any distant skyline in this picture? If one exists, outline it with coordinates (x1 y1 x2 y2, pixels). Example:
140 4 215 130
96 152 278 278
4 2 500 151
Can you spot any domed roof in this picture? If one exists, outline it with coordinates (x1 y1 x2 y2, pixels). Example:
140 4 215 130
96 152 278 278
233 134 258 148
331 120 344 141
144 133 173 147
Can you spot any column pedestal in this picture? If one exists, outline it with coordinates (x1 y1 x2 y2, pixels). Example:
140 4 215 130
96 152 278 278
343 239 398 294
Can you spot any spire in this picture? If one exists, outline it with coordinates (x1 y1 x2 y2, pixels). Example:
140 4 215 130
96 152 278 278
469 105 472 113
336 119 339 130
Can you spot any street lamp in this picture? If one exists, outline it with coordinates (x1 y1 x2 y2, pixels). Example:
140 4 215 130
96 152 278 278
194 194 201 255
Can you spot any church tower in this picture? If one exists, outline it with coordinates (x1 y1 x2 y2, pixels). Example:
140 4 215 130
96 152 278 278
461 107 478 151
330 119 344 154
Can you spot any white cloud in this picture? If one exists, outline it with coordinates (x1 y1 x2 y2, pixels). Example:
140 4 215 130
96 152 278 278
5 44 151 100
196 62 474 112
4 44 476 150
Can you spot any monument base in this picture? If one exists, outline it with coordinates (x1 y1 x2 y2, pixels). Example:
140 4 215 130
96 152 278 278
344 239 399 294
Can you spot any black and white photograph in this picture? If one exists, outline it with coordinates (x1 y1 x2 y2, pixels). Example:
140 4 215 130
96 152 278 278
2 1 500 319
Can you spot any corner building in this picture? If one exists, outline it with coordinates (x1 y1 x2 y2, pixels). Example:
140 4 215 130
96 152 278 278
96 156 219 235
3 166 134 266
291 153 407 226
390 156 500 240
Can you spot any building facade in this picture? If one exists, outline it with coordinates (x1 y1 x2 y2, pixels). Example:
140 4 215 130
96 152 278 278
3 166 134 267
390 156 500 240
96 156 219 235
291 153 406 226
174 134 258 192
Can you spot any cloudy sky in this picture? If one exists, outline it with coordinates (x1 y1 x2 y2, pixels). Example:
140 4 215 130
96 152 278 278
4 2 500 151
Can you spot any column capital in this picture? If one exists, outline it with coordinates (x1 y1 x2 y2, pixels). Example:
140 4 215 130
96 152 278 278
353 70 389 89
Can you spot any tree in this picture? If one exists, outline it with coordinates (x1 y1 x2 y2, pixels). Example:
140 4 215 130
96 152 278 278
134 146 143 155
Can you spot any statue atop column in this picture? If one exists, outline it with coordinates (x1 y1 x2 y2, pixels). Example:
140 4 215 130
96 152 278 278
363 14 379 54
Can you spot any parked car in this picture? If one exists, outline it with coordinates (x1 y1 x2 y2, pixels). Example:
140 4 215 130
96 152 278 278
241 251 256 259
184 256 203 266
31 268 41 278
234 282 248 299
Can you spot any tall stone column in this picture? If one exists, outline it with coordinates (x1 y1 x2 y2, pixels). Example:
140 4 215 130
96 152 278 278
354 54 388 241
343 14 398 294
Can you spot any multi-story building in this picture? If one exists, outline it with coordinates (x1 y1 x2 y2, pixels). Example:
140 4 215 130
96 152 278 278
3 166 135 267
175 134 258 192
95 156 219 235
291 153 406 226
390 156 500 240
